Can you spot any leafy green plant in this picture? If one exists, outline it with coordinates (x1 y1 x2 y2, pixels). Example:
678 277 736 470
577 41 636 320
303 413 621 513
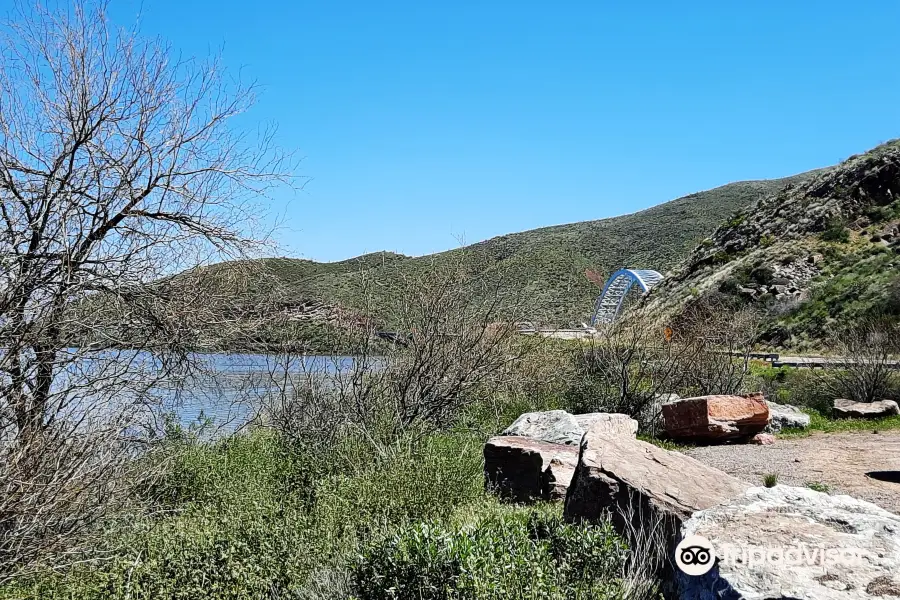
820 216 850 243
353 503 628 600
726 213 746 228
806 482 830 493
763 473 779 488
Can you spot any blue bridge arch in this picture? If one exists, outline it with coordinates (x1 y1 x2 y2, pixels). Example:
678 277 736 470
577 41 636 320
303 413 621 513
590 268 664 326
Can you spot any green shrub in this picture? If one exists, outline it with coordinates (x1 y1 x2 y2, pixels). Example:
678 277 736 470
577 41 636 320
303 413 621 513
745 366 834 414
726 213 746 228
749 264 775 285
312 430 484 556
2 432 318 600
353 503 627 600
2 498 314 600
1 427 490 600
820 217 850 243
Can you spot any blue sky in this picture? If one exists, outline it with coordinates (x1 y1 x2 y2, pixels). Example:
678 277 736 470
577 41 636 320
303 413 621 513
112 1 900 262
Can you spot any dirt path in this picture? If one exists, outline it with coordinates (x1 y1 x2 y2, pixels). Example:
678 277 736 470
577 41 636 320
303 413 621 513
685 430 900 514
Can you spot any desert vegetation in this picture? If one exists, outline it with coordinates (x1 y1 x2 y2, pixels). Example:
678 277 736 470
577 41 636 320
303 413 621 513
565 297 761 434
3 2 900 600
5 251 893 599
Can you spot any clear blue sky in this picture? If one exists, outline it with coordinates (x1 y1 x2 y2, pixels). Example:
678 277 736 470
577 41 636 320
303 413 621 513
113 1 900 262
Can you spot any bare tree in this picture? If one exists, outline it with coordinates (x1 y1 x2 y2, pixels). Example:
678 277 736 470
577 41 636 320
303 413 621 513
0 0 290 578
819 319 900 404
260 255 538 456
671 297 762 397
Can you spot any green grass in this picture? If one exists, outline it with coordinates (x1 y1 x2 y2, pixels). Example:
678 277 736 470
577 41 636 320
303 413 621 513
763 473 779 488
1 397 636 600
778 409 900 438
638 434 694 452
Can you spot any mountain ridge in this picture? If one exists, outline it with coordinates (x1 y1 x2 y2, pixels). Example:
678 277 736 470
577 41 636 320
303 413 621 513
245 170 820 332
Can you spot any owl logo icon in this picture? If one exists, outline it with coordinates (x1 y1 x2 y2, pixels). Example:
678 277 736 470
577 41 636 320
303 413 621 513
675 535 716 576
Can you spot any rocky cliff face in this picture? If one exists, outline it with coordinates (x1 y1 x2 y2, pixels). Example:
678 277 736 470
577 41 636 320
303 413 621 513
647 140 900 349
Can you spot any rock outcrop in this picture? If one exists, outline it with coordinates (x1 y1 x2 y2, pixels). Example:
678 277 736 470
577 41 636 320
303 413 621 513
675 485 900 600
564 422 749 546
833 398 900 420
483 436 578 501
765 401 811 432
643 140 900 347
502 410 637 445
486 411 638 502
662 394 769 442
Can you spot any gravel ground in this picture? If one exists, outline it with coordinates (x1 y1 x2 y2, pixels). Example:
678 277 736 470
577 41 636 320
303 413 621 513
685 430 900 514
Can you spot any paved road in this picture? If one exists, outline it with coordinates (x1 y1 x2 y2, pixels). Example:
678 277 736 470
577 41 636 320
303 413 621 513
518 328 900 369
773 356 900 369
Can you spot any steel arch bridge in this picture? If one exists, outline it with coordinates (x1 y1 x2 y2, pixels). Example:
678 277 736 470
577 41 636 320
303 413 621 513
590 268 664 326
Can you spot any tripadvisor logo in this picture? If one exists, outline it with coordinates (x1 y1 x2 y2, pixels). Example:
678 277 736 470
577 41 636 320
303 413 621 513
674 534 873 576
674 535 716 576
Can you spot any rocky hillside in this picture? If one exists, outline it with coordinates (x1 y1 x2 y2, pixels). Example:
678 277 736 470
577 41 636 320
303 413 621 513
241 173 814 333
647 140 900 350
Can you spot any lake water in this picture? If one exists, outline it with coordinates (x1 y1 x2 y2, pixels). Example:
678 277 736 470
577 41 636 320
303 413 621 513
154 353 356 435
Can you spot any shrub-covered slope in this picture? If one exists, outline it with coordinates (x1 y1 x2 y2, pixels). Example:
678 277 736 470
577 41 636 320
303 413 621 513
249 173 813 330
647 140 900 350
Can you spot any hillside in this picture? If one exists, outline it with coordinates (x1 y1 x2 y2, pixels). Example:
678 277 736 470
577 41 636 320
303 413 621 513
248 172 815 333
647 140 900 350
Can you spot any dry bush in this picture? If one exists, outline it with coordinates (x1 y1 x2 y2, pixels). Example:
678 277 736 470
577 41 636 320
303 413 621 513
0 0 290 579
567 298 761 433
818 319 900 403
259 257 539 454
567 313 689 434
615 499 668 600
669 297 762 397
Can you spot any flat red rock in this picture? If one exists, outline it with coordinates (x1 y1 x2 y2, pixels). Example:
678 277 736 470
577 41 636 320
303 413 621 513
662 394 769 442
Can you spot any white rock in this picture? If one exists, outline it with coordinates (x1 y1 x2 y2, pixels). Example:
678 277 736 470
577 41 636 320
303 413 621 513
676 486 900 599
501 410 583 445
833 398 900 420
502 410 636 446
765 402 811 432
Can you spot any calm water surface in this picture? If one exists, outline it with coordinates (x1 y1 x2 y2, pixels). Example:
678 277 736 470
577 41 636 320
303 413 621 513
163 353 355 434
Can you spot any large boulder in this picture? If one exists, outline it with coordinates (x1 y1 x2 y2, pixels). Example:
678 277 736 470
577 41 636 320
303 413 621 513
662 394 769 442
765 401 811 432
501 410 583 445
833 398 900 420
675 486 900 600
502 410 637 446
563 422 749 546
484 436 578 501
645 393 681 434
488 412 638 502
542 455 578 501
